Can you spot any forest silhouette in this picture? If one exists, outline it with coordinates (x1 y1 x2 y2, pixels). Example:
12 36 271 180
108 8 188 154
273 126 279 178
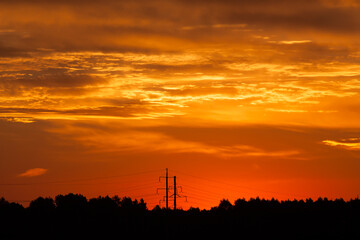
1 194 359 239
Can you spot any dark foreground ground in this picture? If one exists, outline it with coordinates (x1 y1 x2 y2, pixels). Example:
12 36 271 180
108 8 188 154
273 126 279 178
1 194 359 239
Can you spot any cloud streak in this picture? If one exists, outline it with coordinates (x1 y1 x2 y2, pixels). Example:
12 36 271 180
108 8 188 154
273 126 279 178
18 168 48 177
323 138 360 150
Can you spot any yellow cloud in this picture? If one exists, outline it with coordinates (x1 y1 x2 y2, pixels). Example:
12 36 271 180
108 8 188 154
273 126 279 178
271 40 312 45
322 139 360 150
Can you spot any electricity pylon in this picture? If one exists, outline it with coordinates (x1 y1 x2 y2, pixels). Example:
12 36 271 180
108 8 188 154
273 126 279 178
157 169 187 210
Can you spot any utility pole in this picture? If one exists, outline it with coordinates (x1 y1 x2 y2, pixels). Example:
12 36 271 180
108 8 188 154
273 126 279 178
166 168 168 209
169 174 187 210
158 168 171 210
174 176 176 210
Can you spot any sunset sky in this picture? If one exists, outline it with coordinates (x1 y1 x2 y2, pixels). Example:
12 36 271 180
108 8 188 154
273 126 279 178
1 0 360 210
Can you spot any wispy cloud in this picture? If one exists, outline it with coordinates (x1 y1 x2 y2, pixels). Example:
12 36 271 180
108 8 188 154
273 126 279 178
271 40 312 45
18 168 48 177
50 124 301 159
322 138 360 150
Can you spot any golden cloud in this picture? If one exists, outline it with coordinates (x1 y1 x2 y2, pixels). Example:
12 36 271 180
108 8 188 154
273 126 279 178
322 139 360 150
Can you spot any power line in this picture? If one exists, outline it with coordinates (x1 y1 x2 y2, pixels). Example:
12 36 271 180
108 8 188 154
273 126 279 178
0 169 162 186
171 169 308 199
181 183 227 197
3 168 313 210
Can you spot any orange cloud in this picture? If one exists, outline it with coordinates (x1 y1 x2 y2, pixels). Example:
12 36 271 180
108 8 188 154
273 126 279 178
18 168 48 177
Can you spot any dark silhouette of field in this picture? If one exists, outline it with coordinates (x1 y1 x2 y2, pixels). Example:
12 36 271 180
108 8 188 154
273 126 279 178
1 194 359 239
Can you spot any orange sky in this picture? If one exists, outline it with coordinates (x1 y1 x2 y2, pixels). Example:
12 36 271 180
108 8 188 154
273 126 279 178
1 0 360 210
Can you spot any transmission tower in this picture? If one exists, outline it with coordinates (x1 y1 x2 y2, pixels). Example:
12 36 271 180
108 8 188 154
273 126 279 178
157 169 187 210
157 168 171 210
169 175 187 210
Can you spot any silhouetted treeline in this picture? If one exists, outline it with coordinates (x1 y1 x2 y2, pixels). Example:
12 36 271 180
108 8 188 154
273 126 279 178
1 195 359 239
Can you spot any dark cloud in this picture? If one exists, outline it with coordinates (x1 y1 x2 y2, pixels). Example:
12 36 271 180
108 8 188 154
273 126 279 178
0 0 359 56
0 45 30 57
0 100 152 118
0 68 107 89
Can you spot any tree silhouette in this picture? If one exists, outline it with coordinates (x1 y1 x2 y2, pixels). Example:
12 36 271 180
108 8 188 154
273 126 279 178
55 193 87 211
0 194 359 239
88 195 118 213
29 196 55 213
217 198 233 211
